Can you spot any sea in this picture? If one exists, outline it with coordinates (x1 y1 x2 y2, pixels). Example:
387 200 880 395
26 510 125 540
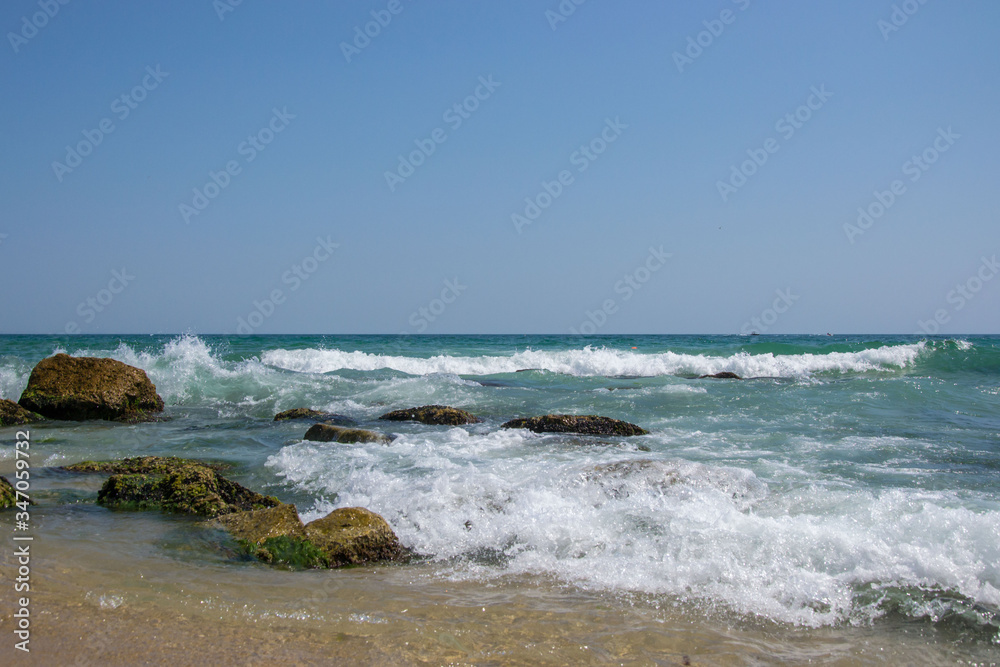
1 333 998 665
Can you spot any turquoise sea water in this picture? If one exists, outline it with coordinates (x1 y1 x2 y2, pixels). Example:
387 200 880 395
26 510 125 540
1 334 999 654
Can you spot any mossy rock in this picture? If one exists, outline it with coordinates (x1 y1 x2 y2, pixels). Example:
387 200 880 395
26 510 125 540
0 399 42 427
378 405 480 426
64 456 231 475
97 463 279 517
274 408 357 426
501 414 648 436
303 423 393 445
18 353 164 422
0 476 17 509
304 507 404 567
219 503 403 569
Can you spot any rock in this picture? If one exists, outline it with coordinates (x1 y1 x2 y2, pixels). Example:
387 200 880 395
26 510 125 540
219 503 306 542
64 456 231 474
0 476 16 509
0 399 42 427
697 372 742 379
378 404 480 426
304 507 404 567
274 408 356 426
219 504 403 569
97 461 279 517
18 353 164 422
303 423 393 445
501 414 648 436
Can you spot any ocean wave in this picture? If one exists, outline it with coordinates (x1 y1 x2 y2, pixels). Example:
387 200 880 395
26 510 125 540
261 342 926 379
269 433 1000 628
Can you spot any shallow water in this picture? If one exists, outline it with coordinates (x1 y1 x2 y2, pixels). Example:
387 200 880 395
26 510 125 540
1 334 999 663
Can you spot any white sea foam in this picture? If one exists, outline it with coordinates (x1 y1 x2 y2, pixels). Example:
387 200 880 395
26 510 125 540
268 430 1000 627
261 342 926 379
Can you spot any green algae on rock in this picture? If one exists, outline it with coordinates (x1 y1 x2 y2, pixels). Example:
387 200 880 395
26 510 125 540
303 423 393 445
378 404 480 426
304 507 404 567
0 399 43 427
18 353 164 422
219 503 404 569
501 414 648 436
0 476 17 509
64 456 231 475
97 463 279 517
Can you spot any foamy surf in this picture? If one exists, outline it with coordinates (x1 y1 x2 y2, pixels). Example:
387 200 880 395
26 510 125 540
260 342 926 379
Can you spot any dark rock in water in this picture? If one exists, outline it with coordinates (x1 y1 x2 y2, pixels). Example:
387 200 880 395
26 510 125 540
697 372 742 379
0 476 17 509
274 408 356 426
0 399 42 427
219 503 403 569
64 456 231 474
97 461 279 517
303 423 393 445
18 353 164 422
501 414 648 436
515 368 541 373
378 404 480 426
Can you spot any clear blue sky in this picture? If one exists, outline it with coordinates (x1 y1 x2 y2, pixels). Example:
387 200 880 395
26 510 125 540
2 0 998 334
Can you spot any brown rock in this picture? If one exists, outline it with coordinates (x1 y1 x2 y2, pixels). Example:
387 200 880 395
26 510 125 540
303 423 393 445
18 353 164 422
0 398 42 427
501 414 648 436
304 507 404 567
378 404 480 426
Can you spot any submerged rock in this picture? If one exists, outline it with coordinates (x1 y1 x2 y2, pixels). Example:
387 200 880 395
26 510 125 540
303 423 393 445
219 503 403 569
0 476 16 509
274 408 356 426
0 399 43 427
697 372 742 379
97 461 279 517
501 414 648 436
64 456 231 474
378 404 480 426
18 353 164 422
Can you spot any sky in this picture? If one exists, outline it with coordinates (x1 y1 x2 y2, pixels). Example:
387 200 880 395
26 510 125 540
1 0 998 335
